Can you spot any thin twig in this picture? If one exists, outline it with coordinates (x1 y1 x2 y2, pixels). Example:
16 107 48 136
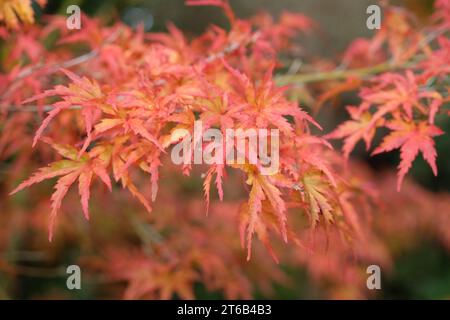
0 61 419 113
5 105 81 113
276 26 448 86
4 30 256 113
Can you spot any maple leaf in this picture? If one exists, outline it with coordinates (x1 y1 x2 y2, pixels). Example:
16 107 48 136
112 139 162 203
93 96 166 154
23 69 104 150
10 141 112 240
420 37 450 81
372 121 444 191
9 29 45 64
242 175 264 261
195 85 247 131
368 5 420 64
4 0 448 269
293 135 337 187
239 167 288 261
223 60 321 133
362 71 442 125
239 174 306 263
0 0 46 29
278 11 316 34
341 38 385 68
106 137 154 213
250 10 315 53
433 0 450 28
326 105 381 158
301 171 334 227
203 164 225 214
110 251 198 300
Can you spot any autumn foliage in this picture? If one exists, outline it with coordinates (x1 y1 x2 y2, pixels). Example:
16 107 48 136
0 0 449 299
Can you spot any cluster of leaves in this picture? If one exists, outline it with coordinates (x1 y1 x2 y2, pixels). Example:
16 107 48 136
0 0 46 29
2 153 449 299
2 0 361 261
324 3 450 190
0 0 449 299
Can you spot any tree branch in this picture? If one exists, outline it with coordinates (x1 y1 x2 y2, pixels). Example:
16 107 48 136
275 61 418 86
4 105 81 113
276 26 448 86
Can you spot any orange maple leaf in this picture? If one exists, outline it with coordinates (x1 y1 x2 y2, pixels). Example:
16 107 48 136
0 0 46 29
10 141 112 241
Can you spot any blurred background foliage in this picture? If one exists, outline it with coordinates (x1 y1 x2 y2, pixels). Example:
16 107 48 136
3 0 449 299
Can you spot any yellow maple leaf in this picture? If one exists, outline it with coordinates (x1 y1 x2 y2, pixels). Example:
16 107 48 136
0 0 46 29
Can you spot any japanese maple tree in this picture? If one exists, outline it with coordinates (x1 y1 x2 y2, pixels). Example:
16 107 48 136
0 0 449 299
